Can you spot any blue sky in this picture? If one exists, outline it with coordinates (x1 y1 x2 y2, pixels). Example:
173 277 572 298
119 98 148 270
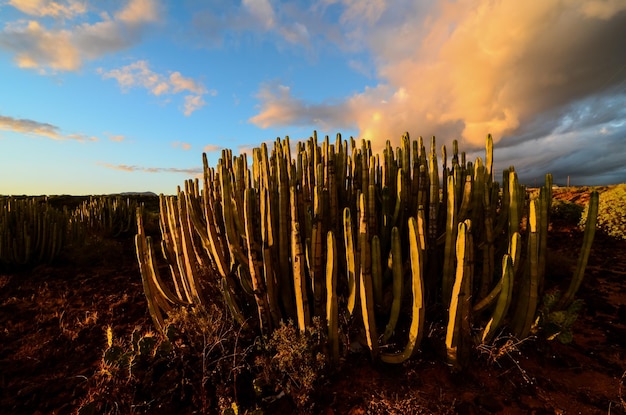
1 0 625 195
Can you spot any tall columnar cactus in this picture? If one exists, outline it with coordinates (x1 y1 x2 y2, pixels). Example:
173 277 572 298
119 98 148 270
557 190 599 309
135 131 598 369
446 220 473 369
381 216 425 364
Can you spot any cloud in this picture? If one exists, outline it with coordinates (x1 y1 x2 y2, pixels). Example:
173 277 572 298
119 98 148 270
172 141 192 150
0 114 98 142
203 144 221 152
249 1 626 169
189 0 333 49
99 60 171 95
169 72 207 95
182 95 206 116
99 60 212 115
0 20 80 71
8 0 86 19
0 0 159 72
249 82 354 130
242 0 276 30
98 162 202 175
115 0 158 24
107 134 126 142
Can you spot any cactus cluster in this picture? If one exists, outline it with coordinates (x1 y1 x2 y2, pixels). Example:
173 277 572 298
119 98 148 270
0 197 68 267
71 196 137 238
0 195 141 269
136 132 598 368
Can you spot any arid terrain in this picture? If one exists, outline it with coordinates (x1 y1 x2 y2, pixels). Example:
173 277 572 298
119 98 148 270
1 187 625 414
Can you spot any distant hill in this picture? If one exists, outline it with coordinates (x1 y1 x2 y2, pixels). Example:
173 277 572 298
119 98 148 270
117 192 159 197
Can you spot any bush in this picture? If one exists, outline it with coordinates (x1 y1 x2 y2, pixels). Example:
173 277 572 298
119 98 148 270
254 318 328 412
551 199 584 225
79 305 254 414
580 184 626 240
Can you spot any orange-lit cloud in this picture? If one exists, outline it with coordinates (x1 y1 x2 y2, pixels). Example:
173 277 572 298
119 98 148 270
250 0 626 154
182 95 206 116
0 0 159 72
107 134 126 142
203 144 221 153
172 141 192 150
8 0 86 19
0 114 97 142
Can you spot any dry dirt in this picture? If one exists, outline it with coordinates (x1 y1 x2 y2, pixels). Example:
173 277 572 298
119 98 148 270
1 187 625 414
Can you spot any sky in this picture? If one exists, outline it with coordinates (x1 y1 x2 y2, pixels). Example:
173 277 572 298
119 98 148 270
0 0 625 195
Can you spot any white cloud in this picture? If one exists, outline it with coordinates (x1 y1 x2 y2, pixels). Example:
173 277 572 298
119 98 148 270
243 0 276 30
99 60 212 115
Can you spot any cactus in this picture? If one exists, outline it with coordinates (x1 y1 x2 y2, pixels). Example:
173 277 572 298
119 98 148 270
446 220 473 369
343 207 358 316
133 130 598 371
381 226 403 342
381 217 425 364
0 197 69 268
511 199 540 339
557 190 599 309
358 193 379 359
481 254 514 343
326 230 339 364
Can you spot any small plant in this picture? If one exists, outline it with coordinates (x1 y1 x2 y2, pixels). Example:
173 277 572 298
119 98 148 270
254 317 328 411
537 290 584 344
80 304 253 414
580 184 626 240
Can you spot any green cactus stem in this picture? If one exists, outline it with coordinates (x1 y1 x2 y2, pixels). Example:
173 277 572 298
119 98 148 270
358 193 379 359
382 226 403 342
371 235 383 306
381 217 425 364
511 199 539 339
481 254 514 343
343 207 358 316
326 230 340 364
557 190 599 309
442 175 457 306
446 220 473 369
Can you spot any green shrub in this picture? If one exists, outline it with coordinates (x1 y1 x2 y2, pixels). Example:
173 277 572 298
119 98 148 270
551 199 584 225
580 184 626 240
538 290 584 344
